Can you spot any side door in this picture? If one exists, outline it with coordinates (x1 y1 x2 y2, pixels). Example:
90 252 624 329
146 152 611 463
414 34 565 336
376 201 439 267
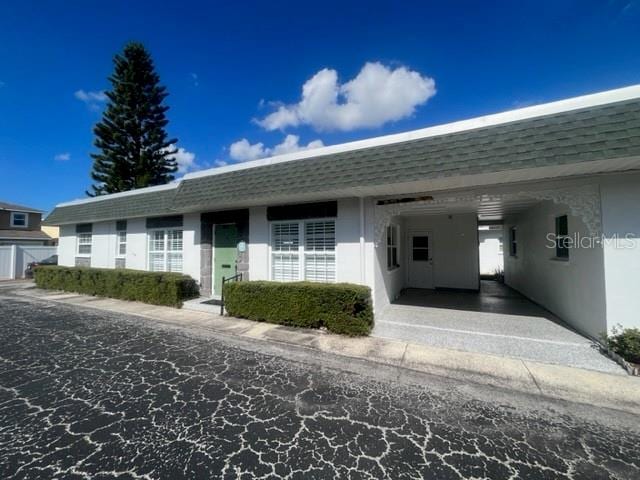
407 232 434 289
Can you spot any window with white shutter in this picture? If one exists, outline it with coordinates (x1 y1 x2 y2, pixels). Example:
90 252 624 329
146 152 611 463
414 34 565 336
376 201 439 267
304 221 335 282
270 220 336 283
148 229 183 272
271 222 300 281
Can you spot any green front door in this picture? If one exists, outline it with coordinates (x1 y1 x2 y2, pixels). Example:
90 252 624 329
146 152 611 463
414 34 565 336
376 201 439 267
213 224 239 296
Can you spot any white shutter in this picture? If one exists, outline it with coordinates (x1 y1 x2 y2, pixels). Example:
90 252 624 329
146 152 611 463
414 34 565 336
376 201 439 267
304 221 336 282
148 230 183 272
149 253 165 272
272 223 300 281
272 253 300 281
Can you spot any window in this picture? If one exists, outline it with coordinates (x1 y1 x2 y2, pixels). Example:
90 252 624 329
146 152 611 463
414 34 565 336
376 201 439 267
116 230 127 257
271 220 336 282
509 227 517 257
10 212 28 227
271 222 300 281
77 233 92 255
412 236 430 261
304 221 336 282
386 225 399 270
555 215 569 259
148 229 183 272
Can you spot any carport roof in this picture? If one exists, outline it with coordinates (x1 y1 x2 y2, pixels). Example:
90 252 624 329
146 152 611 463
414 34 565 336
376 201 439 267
44 84 640 225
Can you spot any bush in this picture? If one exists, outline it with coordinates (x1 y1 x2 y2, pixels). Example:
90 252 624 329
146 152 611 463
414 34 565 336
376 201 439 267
223 281 373 336
34 266 199 308
603 326 640 364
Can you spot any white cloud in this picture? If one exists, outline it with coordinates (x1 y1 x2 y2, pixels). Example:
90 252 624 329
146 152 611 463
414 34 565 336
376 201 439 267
74 89 107 103
256 62 436 132
229 138 267 162
166 147 197 173
229 135 324 162
190 73 199 87
74 89 107 110
270 134 324 156
54 152 71 161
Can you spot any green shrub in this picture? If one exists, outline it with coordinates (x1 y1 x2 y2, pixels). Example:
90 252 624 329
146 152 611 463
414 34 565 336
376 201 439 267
223 281 373 336
603 326 640 364
34 266 199 308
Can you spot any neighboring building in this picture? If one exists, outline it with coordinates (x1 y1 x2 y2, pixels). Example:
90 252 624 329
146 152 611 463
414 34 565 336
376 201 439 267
0 201 53 246
41 225 60 246
44 85 640 338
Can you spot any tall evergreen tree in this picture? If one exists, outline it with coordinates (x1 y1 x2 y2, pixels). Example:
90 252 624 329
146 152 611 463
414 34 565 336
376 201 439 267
87 42 178 196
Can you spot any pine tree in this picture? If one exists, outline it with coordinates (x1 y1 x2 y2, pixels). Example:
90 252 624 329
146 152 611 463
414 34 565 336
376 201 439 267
87 42 177 196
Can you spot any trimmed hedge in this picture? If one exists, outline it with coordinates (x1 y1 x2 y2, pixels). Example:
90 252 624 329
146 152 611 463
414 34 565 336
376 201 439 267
604 326 640 365
34 266 199 308
223 281 373 336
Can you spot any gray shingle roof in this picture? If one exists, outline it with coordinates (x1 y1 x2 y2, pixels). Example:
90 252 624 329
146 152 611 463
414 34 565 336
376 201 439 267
44 97 640 225
0 229 51 240
0 201 43 213
44 188 177 225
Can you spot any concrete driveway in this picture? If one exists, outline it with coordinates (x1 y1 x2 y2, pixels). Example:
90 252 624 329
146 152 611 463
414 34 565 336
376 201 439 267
374 281 623 374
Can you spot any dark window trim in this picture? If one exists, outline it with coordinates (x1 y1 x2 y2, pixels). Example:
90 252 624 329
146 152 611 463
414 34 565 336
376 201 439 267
201 209 249 225
267 201 337 221
146 215 183 229
76 223 92 233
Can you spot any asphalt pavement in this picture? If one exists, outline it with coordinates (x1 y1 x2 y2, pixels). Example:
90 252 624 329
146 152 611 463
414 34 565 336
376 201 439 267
1 294 639 479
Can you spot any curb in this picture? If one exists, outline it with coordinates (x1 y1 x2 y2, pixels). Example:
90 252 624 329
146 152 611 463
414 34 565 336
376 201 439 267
8 286 640 415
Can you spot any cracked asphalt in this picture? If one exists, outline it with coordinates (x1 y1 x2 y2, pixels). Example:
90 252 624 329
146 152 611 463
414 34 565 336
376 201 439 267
1 293 639 479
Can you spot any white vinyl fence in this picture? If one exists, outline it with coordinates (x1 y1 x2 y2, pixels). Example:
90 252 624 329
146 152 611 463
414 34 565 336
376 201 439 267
0 245 57 280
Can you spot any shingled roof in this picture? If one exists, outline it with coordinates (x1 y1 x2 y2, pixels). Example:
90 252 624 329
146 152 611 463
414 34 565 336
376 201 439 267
44 85 640 225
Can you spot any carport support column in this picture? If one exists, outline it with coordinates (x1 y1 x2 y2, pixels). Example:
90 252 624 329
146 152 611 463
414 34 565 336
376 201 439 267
359 197 365 284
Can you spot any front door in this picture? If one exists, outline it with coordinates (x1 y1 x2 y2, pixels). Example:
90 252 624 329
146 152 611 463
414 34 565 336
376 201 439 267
213 224 239 296
407 233 434 289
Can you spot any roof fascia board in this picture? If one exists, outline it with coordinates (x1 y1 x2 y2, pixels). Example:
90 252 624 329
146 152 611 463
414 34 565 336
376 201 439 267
55 181 179 208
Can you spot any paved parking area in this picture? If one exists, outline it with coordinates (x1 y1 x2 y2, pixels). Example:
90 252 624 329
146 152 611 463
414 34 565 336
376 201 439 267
2 294 639 479
374 281 623 374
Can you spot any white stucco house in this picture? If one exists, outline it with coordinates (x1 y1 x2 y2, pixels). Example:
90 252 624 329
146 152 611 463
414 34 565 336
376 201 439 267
45 85 640 339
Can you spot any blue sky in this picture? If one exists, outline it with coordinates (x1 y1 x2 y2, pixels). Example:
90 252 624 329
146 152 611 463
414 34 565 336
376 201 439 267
1 0 639 212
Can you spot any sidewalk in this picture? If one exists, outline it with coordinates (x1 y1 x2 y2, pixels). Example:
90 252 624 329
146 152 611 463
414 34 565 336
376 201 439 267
10 285 640 415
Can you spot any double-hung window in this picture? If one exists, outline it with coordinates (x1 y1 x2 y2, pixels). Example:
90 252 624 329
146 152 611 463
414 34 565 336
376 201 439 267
116 231 127 257
148 229 183 272
386 225 399 270
271 220 336 282
10 212 28 228
116 220 127 257
77 233 92 255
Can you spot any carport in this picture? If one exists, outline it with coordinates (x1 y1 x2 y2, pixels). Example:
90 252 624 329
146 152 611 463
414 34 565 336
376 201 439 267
373 280 622 374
